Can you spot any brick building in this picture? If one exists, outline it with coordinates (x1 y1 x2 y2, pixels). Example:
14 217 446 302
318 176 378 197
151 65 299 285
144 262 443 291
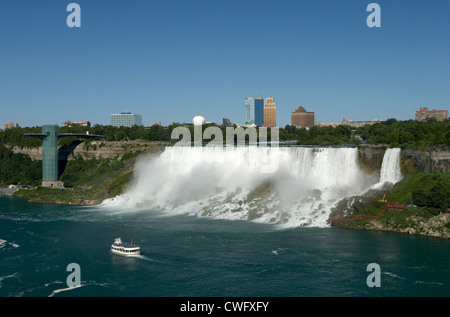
291 106 314 128
415 107 448 122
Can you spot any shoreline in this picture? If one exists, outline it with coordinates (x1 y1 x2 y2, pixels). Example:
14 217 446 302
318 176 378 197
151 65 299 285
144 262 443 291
6 187 449 240
330 211 450 240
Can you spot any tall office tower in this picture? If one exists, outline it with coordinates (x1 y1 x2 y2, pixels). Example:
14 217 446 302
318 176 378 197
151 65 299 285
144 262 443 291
110 112 143 127
263 97 277 127
415 107 448 122
245 97 255 124
291 106 315 128
254 96 265 127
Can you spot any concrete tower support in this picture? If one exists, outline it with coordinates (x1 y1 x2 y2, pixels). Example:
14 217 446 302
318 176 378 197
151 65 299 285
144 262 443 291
25 125 104 188
42 125 59 185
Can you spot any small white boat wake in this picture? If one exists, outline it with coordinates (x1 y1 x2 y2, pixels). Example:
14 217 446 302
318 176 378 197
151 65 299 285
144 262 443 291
48 284 83 297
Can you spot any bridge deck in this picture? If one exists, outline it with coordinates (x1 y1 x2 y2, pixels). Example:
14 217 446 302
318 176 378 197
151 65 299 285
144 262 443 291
25 133 104 140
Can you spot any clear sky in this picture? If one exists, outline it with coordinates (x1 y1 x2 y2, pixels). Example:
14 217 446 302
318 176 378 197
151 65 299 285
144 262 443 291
1 0 449 127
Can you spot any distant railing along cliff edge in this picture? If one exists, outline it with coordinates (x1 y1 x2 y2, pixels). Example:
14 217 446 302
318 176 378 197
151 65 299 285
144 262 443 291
329 201 406 223
328 192 407 223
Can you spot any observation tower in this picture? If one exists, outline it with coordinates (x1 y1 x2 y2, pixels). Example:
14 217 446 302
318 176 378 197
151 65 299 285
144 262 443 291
25 125 104 188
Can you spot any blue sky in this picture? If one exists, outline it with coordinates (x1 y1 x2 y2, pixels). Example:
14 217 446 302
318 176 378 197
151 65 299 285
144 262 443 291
1 0 449 127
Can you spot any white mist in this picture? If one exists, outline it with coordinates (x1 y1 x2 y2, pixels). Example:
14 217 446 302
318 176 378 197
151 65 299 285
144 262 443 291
101 147 402 228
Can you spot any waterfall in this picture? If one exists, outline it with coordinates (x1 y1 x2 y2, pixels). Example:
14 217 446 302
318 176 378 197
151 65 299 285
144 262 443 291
379 148 403 186
101 146 377 227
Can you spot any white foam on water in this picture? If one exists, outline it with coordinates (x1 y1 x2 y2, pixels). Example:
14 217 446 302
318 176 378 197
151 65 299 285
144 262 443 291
0 238 20 249
0 272 20 288
101 146 402 228
48 284 83 297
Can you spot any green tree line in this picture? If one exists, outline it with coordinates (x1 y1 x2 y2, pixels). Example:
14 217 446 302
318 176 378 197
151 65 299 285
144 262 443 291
0 144 42 186
281 124 359 146
355 118 449 148
1 119 448 148
411 175 449 212
387 172 450 213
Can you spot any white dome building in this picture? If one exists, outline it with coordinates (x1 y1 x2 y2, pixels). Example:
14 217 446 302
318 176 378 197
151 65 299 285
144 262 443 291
192 116 205 126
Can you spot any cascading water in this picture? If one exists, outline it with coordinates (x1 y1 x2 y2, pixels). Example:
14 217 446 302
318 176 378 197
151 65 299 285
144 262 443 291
101 146 382 227
379 148 403 185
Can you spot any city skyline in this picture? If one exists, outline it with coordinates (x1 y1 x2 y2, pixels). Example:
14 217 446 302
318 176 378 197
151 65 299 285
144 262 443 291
1 1 449 127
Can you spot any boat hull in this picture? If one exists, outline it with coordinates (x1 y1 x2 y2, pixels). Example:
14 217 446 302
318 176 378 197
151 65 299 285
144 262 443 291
110 249 141 257
111 244 141 257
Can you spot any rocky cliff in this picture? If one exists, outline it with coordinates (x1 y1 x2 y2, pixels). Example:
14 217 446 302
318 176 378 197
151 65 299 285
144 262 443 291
402 147 450 173
11 143 450 174
357 146 450 174
11 140 169 161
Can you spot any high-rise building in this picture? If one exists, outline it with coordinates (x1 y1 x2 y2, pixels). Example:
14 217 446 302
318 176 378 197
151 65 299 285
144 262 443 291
110 112 143 128
291 106 314 128
415 107 448 122
2 122 19 130
245 98 255 124
254 96 265 127
263 97 277 127
245 96 266 126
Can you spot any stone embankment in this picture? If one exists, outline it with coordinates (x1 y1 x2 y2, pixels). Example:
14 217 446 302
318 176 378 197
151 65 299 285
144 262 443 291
400 213 450 238
0 188 19 196
365 212 450 239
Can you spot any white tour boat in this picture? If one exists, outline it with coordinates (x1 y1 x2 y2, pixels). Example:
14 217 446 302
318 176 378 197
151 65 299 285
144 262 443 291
111 237 141 257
